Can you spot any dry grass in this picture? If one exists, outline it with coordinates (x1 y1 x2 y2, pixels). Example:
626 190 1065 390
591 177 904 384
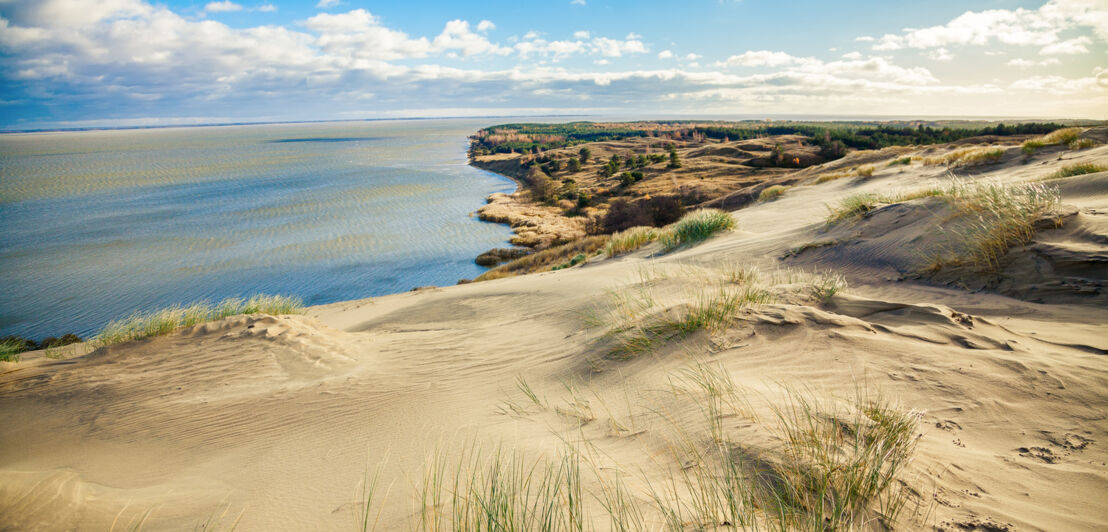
605 226 666 257
855 164 875 177
922 147 1005 167
1043 162 1108 180
758 185 790 202
477 236 611 281
926 179 1060 272
388 363 921 531
94 294 304 346
1068 138 1096 150
1022 127 1084 155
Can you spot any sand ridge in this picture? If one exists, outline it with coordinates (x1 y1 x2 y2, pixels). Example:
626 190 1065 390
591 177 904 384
1 140 1106 530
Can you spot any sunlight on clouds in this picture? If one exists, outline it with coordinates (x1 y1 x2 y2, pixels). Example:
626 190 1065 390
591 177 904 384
0 0 1103 126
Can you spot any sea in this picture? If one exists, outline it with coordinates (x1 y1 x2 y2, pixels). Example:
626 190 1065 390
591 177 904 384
0 119 524 340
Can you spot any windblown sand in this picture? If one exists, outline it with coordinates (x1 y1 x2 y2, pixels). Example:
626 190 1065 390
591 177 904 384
1 141 1106 531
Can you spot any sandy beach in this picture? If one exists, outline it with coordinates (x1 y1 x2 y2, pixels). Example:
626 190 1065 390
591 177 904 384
2 129 1106 531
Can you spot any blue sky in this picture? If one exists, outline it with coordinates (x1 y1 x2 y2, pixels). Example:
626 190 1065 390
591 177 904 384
0 0 1104 129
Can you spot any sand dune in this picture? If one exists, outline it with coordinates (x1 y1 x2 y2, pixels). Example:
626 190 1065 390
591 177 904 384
2 141 1106 531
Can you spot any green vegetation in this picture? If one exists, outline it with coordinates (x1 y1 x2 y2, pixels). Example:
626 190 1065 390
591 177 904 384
551 253 588 270
469 120 1073 158
476 236 610 281
887 156 912 166
926 179 1060 272
1068 138 1096 150
1021 127 1084 155
667 145 681 168
605 226 664 257
1044 163 1108 179
0 338 24 362
758 184 790 202
95 294 304 346
662 209 735 250
922 146 1005 167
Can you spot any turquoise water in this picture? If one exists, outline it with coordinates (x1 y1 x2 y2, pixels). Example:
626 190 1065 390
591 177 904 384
0 119 517 339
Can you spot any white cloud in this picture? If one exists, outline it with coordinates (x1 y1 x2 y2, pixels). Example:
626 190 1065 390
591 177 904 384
723 50 808 67
316 0 341 8
841 51 863 60
855 36 875 42
591 36 647 57
925 48 954 61
433 20 511 56
1007 57 1062 67
570 0 585 5
625 32 642 40
870 0 1108 53
204 1 243 12
657 50 673 59
476 20 495 32
1040 35 1092 54
685 53 701 61
257 4 277 12
573 30 589 39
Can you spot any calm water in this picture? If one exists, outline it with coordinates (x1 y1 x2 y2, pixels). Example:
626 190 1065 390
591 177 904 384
0 119 518 339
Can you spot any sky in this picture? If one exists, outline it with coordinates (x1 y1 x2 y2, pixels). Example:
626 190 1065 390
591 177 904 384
0 0 1105 129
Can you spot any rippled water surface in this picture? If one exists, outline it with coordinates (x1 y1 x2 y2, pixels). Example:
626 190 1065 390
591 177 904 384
0 120 517 339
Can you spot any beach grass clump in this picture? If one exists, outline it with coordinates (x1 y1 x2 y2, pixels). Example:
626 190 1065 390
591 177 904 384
855 164 876 177
758 185 790 202
95 294 304 346
605 226 667 257
928 179 1060 272
476 235 610 281
1043 162 1107 180
825 192 884 224
661 209 735 251
0 338 25 362
923 147 1005 167
1022 127 1084 155
887 157 911 167
1068 138 1096 150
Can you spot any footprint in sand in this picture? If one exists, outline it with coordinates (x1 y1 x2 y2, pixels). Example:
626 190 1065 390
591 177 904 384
1016 446 1059 463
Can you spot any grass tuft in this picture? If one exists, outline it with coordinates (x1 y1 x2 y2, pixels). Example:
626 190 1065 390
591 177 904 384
923 147 1005 167
605 226 665 257
1022 127 1085 155
95 294 304 346
0 338 24 362
1068 138 1096 150
758 185 790 202
1043 162 1107 180
477 236 610 281
887 157 911 167
661 209 735 251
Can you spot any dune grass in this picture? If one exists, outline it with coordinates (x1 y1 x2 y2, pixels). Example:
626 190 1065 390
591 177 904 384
605 226 665 257
0 338 24 362
94 294 304 346
1043 162 1108 180
661 209 735 251
588 266 845 359
391 362 920 531
926 179 1060 272
758 185 790 202
1022 127 1084 155
476 236 611 281
887 157 911 167
922 147 1005 167
1068 138 1096 150
855 164 876 177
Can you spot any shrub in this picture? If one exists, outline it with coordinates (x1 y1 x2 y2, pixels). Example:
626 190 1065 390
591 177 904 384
855 165 875 177
1043 163 1108 180
95 294 304 346
663 209 735 250
758 185 790 202
602 195 685 233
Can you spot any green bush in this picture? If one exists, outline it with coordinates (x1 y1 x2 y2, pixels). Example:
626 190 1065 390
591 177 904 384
663 209 735 250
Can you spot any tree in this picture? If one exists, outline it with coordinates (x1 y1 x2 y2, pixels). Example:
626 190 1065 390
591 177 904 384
567 157 581 173
667 147 681 169
579 147 591 164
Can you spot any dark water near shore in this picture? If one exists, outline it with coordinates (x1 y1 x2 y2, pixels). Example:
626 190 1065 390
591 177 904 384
0 119 517 339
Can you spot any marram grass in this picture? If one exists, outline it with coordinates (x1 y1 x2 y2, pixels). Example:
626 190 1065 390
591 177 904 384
662 208 736 251
95 294 304 346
